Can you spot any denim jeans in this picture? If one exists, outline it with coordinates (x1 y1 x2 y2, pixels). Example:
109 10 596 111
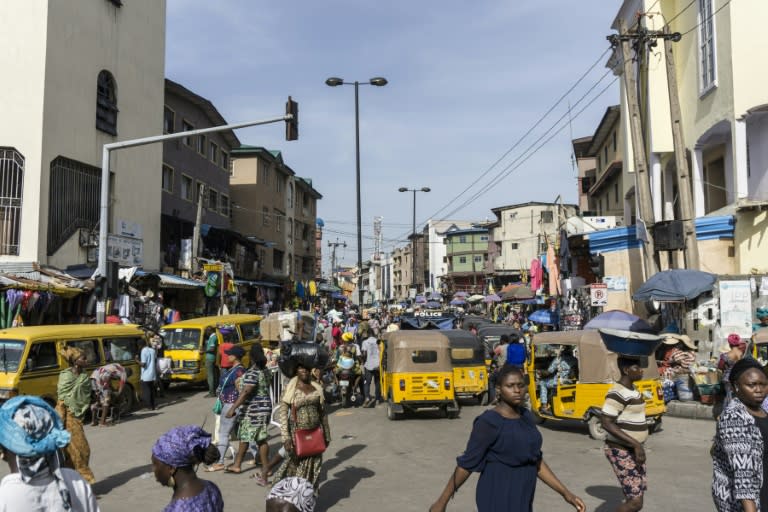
205 359 218 395
216 403 237 463
364 368 382 401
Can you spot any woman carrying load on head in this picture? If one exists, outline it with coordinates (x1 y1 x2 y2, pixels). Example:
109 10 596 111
0 395 99 511
56 346 96 484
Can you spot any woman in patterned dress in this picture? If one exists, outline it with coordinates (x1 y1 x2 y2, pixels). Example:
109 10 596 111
225 344 272 481
273 363 331 491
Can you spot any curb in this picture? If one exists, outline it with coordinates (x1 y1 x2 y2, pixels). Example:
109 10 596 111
664 400 717 421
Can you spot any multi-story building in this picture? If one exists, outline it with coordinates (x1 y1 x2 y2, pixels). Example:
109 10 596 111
423 219 475 294
0 0 166 271
314 219 324 280
487 202 578 285
585 106 626 218
161 79 238 270
444 226 489 294
229 146 321 283
572 136 597 213
391 246 411 300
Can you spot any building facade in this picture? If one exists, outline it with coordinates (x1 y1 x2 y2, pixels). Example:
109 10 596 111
444 226 489 294
585 106 626 218
423 219 474 294
0 0 166 271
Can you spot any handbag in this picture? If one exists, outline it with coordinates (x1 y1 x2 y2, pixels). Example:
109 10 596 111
291 403 326 457
211 367 237 415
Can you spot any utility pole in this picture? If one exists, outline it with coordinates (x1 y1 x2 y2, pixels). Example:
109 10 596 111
327 239 346 287
614 19 658 276
191 182 206 273
664 28 700 270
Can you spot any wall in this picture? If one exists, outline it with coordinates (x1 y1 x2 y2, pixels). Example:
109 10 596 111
734 210 768 274
493 204 571 272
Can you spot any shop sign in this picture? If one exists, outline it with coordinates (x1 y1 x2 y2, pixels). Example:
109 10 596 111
719 280 752 341
107 234 143 266
590 283 608 307
203 263 223 272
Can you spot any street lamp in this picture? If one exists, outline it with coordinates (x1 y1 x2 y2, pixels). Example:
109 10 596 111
399 186 431 294
326 76 388 308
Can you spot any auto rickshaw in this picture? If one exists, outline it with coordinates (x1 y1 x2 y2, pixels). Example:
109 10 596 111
754 329 768 363
527 330 666 440
444 330 489 405
379 330 460 420
476 325 525 367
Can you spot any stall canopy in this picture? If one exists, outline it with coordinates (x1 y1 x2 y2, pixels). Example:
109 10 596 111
529 309 558 325
584 309 655 333
134 271 204 290
632 269 717 302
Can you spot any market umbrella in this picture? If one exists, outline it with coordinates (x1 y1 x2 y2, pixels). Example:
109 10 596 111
453 291 469 298
584 309 656 334
632 269 717 302
528 309 558 325
450 299 467 306
425 300 442 309
501 286 535 301
483 294 501 303
467 294 485 302
427 292 443 302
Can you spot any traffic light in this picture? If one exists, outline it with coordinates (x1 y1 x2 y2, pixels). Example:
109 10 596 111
285 96 298 141
589 253 604 278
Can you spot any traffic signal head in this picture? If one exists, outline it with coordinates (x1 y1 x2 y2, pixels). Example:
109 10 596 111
285 96 298 141
589 253 604 278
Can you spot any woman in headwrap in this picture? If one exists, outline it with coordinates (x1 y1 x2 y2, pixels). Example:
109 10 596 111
56 346 95 484
0 395 99 511
712 358 768 511
273 363 331 491
151 425 224 512
718 334 750 408
267 477 316 512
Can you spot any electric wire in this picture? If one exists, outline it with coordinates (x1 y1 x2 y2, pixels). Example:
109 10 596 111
682 0 732 36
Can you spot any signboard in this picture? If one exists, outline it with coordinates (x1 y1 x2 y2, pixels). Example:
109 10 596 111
590 283 608 307
719 280 753 341
107 235 143 266
203 263 223 272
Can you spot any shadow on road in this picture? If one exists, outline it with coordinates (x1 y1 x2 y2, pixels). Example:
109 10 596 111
317 466 375 511
321 443 367 477
92 463 153 496
585 485 624 512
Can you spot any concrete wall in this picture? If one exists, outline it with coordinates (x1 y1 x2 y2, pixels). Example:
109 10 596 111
734 210 768 274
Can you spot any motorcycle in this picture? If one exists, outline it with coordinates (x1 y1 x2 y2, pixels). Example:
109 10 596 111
321 367 340 404
335 355 361 408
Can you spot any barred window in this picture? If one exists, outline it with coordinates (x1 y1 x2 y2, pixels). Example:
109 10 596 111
48 157 101 255
0 148 24 255
96 70 118 135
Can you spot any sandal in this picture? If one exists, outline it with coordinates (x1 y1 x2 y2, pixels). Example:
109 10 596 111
205 464 225 472
250 474 269 486
224 466 242 474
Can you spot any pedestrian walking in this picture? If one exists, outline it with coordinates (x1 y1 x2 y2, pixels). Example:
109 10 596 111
207 345 245 472
429 365 585 512
0 395 99 512
712 357 768 512
600 356 650 512
56 346 96 484
201 326 219 397
361 328 382 407
151 425 224 512
719 334 750 408
138 339 157 411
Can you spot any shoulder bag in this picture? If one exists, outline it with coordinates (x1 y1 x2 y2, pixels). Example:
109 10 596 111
291 401 326 458
212 367 237 415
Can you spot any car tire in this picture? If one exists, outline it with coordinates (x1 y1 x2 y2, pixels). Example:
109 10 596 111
479 391 489 406
588 415 607 441
386 400 402 421
117 384 136 416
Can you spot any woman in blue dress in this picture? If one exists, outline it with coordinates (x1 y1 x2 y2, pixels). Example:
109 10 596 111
429 365 585 512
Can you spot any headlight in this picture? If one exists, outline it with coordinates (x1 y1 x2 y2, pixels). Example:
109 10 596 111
0 388 18 400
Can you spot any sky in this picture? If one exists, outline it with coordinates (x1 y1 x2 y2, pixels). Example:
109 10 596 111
166 1 622 274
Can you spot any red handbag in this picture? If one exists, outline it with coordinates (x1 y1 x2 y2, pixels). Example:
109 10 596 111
291 404 327 457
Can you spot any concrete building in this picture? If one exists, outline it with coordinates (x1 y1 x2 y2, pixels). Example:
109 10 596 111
0 0 166 271
161 79 238 270
585 106 627 218
444 226 489 294
423 219 474 294
391 246 411 301
572 136 597 213
229 146 321 284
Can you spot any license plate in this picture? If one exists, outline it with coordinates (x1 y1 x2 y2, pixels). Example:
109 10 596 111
340 380 349 387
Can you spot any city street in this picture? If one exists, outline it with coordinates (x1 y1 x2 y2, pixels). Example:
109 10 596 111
0 386 717 511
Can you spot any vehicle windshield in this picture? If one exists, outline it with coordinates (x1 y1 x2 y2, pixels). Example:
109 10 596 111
162 328 201 350
0 340 25 373
450 347 485 364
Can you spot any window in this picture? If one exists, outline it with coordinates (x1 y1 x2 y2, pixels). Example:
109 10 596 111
540 242 547 252
275 209 283 232
411 350 437 364
597 154 601 171
473 255 482 263
277 176 283 193
104 337 140 363
288 220 294 238
510 242 519 250
459 256 467 264
288 183 294 208
47 157 100 255
614 183 619 205
220 152 230 173
207 188 218 211
66 339 101 365
0 148 24 255
260 165 269 185
0 340 24 372
196 134 206 155
163 106 175 133
262 207 270 226
698 0 716 92
604 145 608 163
302 224 309 241
240 322 261 340
302 191 309 210
182 121 194 146
220 195 230 217
480 235 489 241
273 249 284 272
181 175 193 201
541 210 554 223
459 235 467 243
96 70 118 135
25 341 58 372
612 132 617 153
162 165 173 193
598 198 603 214
209 142 218 162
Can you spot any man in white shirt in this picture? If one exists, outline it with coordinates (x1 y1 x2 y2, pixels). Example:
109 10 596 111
361 333 382 408
0 396 99 512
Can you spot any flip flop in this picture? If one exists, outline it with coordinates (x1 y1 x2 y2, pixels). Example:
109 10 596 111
250 474 269 486
205 464 225 472
224 467 242 474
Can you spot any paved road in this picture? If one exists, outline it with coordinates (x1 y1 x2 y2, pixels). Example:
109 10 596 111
1 387 717 511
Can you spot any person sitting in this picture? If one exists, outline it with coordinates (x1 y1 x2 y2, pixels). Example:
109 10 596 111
333 342 362 393
0 395 99 511
89 364 131 427
505 334 527 369
537 346 577 414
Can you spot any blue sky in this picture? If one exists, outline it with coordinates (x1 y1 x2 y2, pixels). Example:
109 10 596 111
166 1 621 272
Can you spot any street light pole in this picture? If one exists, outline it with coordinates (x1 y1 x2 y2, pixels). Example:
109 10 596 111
326 76 388 308
398 186 430 295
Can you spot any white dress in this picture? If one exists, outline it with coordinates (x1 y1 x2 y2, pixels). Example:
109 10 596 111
0 467 100 512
